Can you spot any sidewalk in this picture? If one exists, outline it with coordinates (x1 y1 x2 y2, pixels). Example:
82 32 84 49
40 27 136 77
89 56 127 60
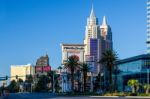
90 96 150 98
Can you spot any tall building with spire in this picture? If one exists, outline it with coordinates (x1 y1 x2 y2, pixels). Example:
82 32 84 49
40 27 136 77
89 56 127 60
100 16 113 50
60 4 113 92
147 0 150 53
84 5 100 56
84 6 113 75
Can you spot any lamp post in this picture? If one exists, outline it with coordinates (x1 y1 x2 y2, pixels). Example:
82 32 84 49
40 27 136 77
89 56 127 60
100 73 104 90
52 71 55 93
90 71 93 92
147 69 149 94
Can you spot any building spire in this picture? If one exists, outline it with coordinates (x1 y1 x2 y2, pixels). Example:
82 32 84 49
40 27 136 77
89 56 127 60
90 3 96 18
102 16 107 25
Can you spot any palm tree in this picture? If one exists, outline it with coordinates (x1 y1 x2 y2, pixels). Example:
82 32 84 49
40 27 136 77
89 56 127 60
64 55 79 92
57 66 62 73
25 75 33 92
144 84 150 94
99 50 118 92
48 70 55 92
81 62 90 92
128 79 139 93
113 67 121 91
75 70 81 92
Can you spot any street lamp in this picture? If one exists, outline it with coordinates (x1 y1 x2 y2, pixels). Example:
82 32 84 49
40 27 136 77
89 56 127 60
147 69 149 94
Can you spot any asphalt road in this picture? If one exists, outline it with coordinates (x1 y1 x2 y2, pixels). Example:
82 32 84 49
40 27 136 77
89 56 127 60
3 93 149 99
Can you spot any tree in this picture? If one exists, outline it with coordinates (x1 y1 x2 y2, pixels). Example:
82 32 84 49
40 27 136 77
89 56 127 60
26 75 33 84
113 67 121 91
99 50 118 92
7 80 18 93
18 78 23 84
25 75 33 92
54 74 61 93
35 75 50 92
57 66 62 72
81 63 90 92
48 71 55 92
144 84 150 94
64 55 79 92
128 79 139 93
75 70 81 92
17 78 23 92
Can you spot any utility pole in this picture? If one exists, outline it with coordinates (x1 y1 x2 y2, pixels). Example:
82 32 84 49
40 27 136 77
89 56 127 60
52 72 55 93
90 72 93 92
147 69 149 94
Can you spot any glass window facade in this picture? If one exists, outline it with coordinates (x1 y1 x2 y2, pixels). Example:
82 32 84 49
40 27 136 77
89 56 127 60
89 38 98 72
90 39 98 61
116 54 150 91
118 60 142 73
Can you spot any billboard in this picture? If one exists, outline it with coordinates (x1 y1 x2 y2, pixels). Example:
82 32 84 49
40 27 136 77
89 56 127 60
43 66 51 72
35 66 42 72
62 44 85 63
35 66 51 73
85 55 96 72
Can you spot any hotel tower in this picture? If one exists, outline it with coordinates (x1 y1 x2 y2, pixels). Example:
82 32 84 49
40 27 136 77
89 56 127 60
84 6 113 75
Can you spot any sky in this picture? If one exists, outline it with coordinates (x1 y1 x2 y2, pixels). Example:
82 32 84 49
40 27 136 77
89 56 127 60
0 0 147 77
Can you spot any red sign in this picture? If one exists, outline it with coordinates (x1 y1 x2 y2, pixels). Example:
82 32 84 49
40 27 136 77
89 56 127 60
43 66 51 72
35 66 42 72
35 66 51 72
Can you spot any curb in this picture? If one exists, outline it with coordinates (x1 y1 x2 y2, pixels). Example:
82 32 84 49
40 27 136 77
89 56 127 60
90 96 119 98
90 96 150 98
125 96 150 98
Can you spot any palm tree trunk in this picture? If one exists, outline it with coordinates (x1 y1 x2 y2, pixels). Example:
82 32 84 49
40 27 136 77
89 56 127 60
83 72 87 92
114 74 117 91
84 75 86 92
109 66 112 92
77 75 80 92
71 73 74 92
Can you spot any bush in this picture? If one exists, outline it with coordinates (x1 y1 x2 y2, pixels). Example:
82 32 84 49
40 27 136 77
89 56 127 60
138 93 150 96
104 92 126 96
129 93 137 96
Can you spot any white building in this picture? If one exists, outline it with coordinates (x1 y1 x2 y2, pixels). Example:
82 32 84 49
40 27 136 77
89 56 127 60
10 64 35 81
147 0 150 53
61 44 84 92
61 44 85 63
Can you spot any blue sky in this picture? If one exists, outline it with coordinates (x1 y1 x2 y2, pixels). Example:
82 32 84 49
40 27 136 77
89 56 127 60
0 0 147 77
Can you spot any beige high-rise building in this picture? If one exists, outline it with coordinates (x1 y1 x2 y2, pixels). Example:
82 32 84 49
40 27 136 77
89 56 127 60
84 6 113 75
10 64 35 81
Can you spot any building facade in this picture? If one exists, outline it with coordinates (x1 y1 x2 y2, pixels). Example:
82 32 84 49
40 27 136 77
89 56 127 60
60 5 113 92
84 6 113 75
61 44 85 92
61 44 85 64
35 54 51 76
147 0 150 53
11 64 34 81
116 54 150 91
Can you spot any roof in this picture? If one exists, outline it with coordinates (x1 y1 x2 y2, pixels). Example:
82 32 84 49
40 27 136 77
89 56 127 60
61 44 85 46
90 5 96 18
116 54 150 64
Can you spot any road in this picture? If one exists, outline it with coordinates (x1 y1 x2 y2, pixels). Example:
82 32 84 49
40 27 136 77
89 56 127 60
4 93 56 99
3 93 149 99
